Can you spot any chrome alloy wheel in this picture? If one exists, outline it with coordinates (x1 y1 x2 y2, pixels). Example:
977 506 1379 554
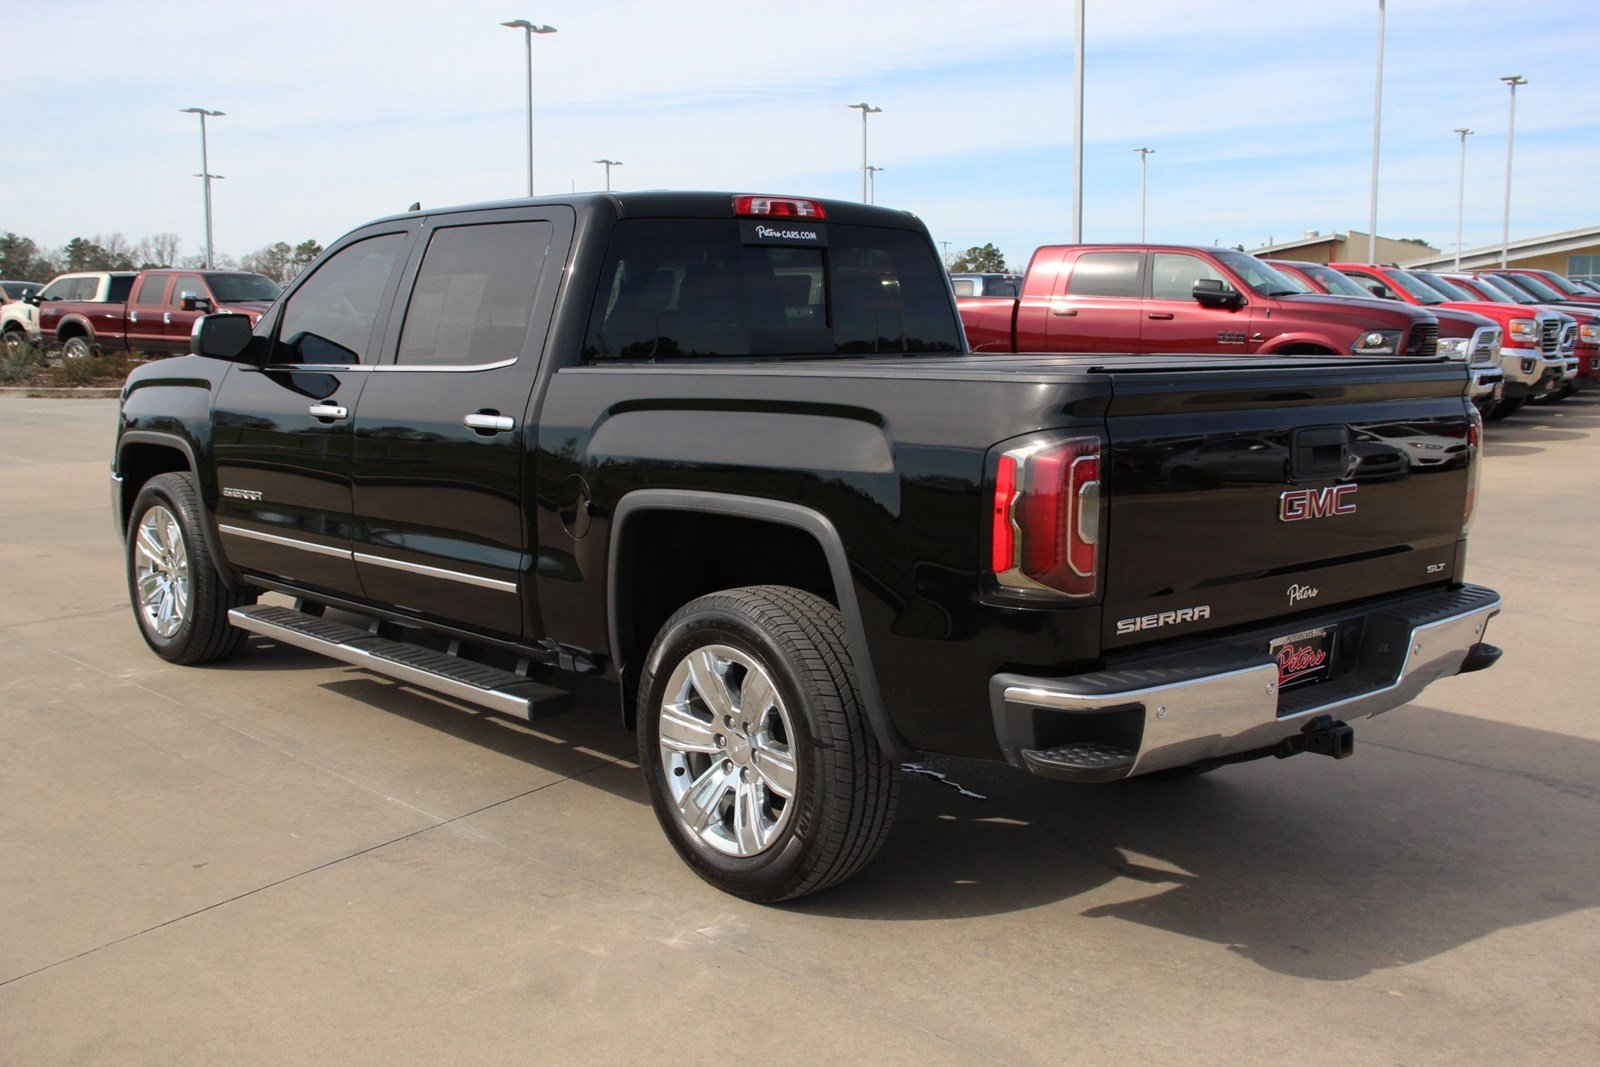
133 505 190 638
657 644 799 857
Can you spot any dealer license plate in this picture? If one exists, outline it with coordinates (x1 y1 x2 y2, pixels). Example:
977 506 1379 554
1270 626 1333 690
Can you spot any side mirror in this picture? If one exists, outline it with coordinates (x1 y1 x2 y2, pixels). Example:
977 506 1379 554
23 291 40 306
1365 282 1393 300
1193 278 1244 308
190 313 255 362
179 290 214 312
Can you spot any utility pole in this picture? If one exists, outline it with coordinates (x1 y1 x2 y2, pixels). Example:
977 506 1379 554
1368 0 1385 263
1500 75 1528 267
501 19 557 196
179 107 224 269
1132 147 1154 241
1453 127 1474 270
847 103 881 203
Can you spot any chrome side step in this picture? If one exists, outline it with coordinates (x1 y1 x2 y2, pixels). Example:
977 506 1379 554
228 604 571 721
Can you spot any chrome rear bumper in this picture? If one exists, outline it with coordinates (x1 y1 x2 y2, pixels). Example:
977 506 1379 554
989 585 1502 782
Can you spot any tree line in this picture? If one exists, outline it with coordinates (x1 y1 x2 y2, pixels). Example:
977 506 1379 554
0 230 324 285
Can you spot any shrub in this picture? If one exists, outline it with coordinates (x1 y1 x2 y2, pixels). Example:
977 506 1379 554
0 339 47 384
51 351 134 387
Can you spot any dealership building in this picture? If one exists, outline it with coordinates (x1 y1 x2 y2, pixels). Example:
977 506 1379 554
1249 229 1440 265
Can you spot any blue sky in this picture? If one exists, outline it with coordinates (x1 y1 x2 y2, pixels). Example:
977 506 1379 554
4 0 1597 270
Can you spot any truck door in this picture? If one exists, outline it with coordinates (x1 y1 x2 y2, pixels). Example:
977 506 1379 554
349 206 574 640
126 274 171 353
161 273 213 351
1141 251 1251 353
211 229 411 596
1046 250 1144 352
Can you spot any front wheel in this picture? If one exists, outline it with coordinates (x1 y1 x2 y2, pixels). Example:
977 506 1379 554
638 586 899 902
126 472 252 664
2 327 28 358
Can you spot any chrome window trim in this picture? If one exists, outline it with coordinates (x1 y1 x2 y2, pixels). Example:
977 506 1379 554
219 524 351 559
352 551 517 593
258 357 519 373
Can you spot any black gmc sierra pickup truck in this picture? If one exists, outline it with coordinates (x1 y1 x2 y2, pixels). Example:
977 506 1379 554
112 192 1502 901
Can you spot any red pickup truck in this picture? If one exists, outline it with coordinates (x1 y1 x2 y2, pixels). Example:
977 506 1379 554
28 268 280 358
958 244 1438 362
1330 262 1574 418
1268 259 1504 410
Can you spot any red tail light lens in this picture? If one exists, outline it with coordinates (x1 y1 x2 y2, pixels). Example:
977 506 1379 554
1463 407 1482 535
989 435 1103 599
732 195 827 219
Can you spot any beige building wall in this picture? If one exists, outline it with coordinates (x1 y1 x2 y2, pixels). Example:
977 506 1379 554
1252 231 1439 265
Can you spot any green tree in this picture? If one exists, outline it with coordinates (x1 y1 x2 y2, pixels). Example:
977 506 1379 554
62 237 108 271
289 239 324 280
0 233 51 280
951 243 1007 272
241 241 294 282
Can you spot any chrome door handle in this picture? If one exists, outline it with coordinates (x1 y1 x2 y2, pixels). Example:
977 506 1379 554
1051 304 1078 317
463 413 515 433
308 403 349 420
1147 312 1175 320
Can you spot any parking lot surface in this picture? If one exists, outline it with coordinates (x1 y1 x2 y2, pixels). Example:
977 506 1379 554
2 395 1597 1064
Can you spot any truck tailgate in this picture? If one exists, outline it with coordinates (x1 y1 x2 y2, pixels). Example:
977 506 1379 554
1096 358 1475 649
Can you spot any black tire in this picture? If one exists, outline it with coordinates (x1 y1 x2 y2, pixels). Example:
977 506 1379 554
638 585 899 902
1488 395 1525 420
126 472 252 664
60 335 93 360
2 327 27 357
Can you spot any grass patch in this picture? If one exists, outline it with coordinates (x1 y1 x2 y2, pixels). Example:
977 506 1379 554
51 350 137 387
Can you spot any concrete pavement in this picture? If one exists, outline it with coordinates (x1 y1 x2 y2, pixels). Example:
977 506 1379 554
1 395 1596 1064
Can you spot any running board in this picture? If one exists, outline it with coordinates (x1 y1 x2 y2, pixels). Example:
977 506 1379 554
228 604 571 721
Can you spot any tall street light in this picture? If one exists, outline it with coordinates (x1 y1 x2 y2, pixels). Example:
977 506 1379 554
1071 0 1084 242
1453 127 1474 270
866 165 884 205
594 158 622 191
1132 147 1154 241
1500 74 1528 268
847 102 881 203
1368 0 1385 263
178 107 224 269
502 19 557 197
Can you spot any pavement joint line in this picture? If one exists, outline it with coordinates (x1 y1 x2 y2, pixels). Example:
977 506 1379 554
1362 738 1600 801
0 766 627 992
0 605 127 632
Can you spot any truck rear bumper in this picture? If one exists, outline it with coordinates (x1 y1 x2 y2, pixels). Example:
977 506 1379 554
989 584 1501 782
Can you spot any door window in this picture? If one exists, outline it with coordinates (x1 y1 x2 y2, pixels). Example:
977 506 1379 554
1065 252 1141 297
1150 253 1231 301
395 221 552 367
275 234 405 365
133 276 169 306
38 279 71 301
173 274 207 305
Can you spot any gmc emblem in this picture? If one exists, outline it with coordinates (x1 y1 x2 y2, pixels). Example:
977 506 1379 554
1280 484 1357 522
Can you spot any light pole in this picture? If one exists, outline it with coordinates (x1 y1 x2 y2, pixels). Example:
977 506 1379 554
847 102 881 203
178 107 223 269
1500 74 1527 268
1453 127 1474 270
1072 0 1084 242
865 165 884 205
1132 147 1154 241
1368 0 1385 263
501 19 557 197
594 158 622 191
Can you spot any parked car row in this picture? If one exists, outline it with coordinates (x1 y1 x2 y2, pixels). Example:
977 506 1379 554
952 242 1590 423
0 268 281 359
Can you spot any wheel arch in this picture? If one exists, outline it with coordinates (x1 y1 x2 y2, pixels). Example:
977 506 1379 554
55 315 95 344
607 489 912 762
1258 333 1340 356
116 431 240 589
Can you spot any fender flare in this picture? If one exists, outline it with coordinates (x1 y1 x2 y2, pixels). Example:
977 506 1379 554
607 488 914 763
1257 332 1340 355
116 430 240 590
55 314 97 345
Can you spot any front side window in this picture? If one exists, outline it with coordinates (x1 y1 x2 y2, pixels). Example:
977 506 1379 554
208 273 283 303
174 275 207 304
276 233 405 365
1066 252 1141 298
1299 263 1373 298
38 279 70 300
396 221 552 367
1150 253 1231 301
583 220 960 360
1210 250 1301 296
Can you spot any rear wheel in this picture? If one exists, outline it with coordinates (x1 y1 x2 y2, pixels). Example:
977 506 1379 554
638 586 899 902
126 472 252 664
60 335 93 361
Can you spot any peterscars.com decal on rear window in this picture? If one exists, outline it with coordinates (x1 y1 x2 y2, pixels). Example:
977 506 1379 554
740 220 828 247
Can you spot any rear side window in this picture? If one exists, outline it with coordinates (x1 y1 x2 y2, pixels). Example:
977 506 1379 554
276 233 405 365
133 276 168 306
582 219 961 360
106 276 134 302
396 221 553 367
951 278 976 297
1066 252 1140 298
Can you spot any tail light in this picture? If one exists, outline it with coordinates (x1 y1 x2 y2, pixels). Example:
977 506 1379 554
989 434 1103 600
1463 407 1482 536
733 195 827 219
